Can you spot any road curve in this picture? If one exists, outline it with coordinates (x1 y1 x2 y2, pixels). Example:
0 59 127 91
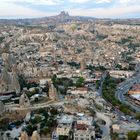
115 74 140 112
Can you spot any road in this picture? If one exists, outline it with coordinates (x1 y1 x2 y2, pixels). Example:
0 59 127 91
5 100 64 111
96 111 112 140
115 74 140 112
98 73 107 96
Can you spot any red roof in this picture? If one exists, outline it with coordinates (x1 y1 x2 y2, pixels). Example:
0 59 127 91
131 84 140 91
76 87 88 91
75 124 87 130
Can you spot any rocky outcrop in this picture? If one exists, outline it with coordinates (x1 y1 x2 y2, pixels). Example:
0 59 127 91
19 131 29 140
0 68 20 94
0 52 20 94
31 131 40 140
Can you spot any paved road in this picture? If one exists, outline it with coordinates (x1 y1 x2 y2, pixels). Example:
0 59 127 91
98 73 107 96
115 74 140 112
96 111 112 140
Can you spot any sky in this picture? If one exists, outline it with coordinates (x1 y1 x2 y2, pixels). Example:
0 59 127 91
0 0 140 19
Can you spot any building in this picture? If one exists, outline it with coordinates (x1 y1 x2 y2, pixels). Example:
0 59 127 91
112 124 121 133
56 115 73 136
74 124 95 140
67 87 88 96
76 114 93 126
128 84 140 101
109 70 134 78
57 123 72 136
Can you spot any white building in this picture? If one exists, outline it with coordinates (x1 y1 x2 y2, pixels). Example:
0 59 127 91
109 70 134 78
67 88 88 96
57 124 72 136
74 124 95 140
76 115 93 126
56 115 73 136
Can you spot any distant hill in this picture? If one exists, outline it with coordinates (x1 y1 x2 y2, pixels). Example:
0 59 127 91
0 11 97 26
0 11 140 26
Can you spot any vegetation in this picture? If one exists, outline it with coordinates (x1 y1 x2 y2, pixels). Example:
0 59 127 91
110 132 125 140
95 80 100 89
67 61 80 69
102 74 134 115
86 65 106 71
75 77 85 87
59 135 68 140
52 75 74 95
25 108 58 136
96 33 108 41
52 75 85 95
18 74 39 90
95 103 103 111
0 36 5 43
25 124 37 136
115 63 135 71
135 113 140 120
127 131 138 140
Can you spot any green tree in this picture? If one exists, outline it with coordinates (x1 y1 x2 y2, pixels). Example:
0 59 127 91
127 131 138 140
75 77 85 87
40 127 50 135
59 135 68 140
30 115 42 124
135 113 140 120
25 124 37 136
50 108 58 116
95 80 100 89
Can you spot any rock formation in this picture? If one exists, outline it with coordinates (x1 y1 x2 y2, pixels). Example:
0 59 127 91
19 93 30 108
31 131 40 140
0 52 21 94
19 131 29 140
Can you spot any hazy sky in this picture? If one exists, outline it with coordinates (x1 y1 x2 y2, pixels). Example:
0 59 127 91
0 0 140 18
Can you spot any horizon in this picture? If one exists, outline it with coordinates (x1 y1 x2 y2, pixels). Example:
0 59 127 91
0 11 140 20
0 0 140 19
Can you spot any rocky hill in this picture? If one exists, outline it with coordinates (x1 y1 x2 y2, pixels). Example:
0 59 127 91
0 11 96 26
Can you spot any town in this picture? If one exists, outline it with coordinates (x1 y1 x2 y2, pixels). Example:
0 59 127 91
0 11 140 140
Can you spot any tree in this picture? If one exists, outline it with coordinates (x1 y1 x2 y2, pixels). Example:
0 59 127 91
75 77 85 87
127 131 138 140
135 113 140 120
59 135 68 140
40 127 50 135
95 80 100 89
50 108 58 116
25 124 37 136
18 75 27 90
30 115 42 124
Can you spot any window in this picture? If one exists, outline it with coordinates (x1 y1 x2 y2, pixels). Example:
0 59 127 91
86 138 89 140
75 137 78 140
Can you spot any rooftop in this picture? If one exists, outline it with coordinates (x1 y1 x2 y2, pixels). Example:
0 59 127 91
57 115 73 124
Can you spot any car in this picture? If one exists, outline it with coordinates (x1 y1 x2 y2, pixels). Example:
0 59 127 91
121 116 127 121
95 134 102 138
